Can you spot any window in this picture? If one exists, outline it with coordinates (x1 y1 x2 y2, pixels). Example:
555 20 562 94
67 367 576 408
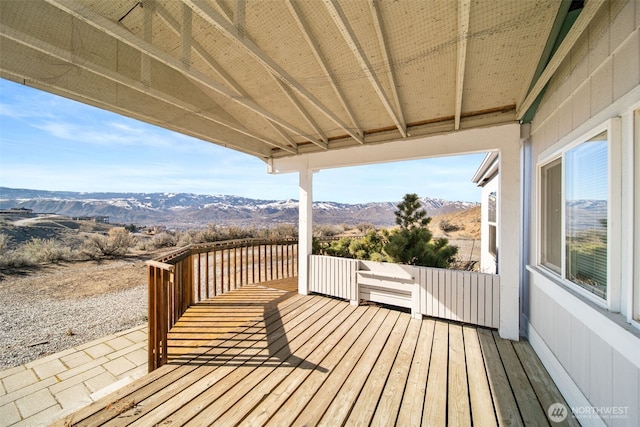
488 192 497 258
541 159 562 273
540 128 610 301
565 132 608 298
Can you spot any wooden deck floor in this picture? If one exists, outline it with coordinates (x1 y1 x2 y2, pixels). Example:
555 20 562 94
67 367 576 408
54 283 578 426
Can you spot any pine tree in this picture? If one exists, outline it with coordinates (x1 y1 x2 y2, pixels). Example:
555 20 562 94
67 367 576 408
384 193 458 267
394 193 430 230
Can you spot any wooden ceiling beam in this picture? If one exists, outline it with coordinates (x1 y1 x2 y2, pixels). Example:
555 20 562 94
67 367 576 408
286 0 362 143
454 0 470 130
4 8 293 155
273 76 329 149
324 0 406 138
44 0 307 151
368 0 406 135
184 0 364 145
155 3 300 150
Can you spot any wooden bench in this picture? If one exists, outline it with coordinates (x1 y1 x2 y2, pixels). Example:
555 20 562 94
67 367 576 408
356 267 421 318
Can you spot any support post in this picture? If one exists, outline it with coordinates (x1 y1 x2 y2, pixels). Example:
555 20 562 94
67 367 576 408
298 168 313 295
499 139 521 341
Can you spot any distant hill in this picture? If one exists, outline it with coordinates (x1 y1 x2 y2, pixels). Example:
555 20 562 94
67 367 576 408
0 187 478 228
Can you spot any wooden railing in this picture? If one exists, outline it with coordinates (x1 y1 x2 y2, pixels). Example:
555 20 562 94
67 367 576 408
147 238 298 371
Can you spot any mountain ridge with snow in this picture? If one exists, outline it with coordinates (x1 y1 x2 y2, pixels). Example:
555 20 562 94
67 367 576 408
0 187 478 228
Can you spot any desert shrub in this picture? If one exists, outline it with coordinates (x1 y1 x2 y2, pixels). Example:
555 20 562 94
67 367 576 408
150 232 177 248
439 220 461 233
265 223 297 239
19 238 74 263
82 227 137 258
0 233 10 255
221 226 255 240
0 250 35 268
324 237 354 258
193 225 221 243
176 231 194 247
124 224 138 233
356 222 376 233
349 230 387 260
313 224 342 238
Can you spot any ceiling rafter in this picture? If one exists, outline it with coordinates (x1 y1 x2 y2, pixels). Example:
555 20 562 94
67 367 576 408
0 24 282 157
44 0 312 148
286 0 362 143
323 0 406 138
273 76 329 149
183 0 364 145
517 0 606 120
454 0 470 130
0 23 293 156
234 0 245 37
367 0 406 134
180 2 191 67
154 3 299 150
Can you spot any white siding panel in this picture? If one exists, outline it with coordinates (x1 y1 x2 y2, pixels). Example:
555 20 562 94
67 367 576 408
573 81 591 127
309 255 357 301
611 352 640 426
588 8 610 74
609 0 635 50
555 307 572 370
589 333 614 418
463 272 472 324
558 94 574 136
417 267 499 329
470 273 478 325
613 30 640 100
570 36 589 92
591 57 613 114
477 274 486 327
570 315 591 401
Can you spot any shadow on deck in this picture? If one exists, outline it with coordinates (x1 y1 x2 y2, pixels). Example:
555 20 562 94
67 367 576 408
54 279 578 426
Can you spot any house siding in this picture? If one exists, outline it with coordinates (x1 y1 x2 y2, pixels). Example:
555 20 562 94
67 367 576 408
526 2 640 426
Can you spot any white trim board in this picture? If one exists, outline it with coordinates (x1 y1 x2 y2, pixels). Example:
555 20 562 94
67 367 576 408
268 123 520 173
526 321 606 427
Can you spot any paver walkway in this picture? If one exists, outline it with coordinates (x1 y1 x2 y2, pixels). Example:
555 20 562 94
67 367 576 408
0 325 147 427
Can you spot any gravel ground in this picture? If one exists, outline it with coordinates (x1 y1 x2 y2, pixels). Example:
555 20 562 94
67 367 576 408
0 260 149 369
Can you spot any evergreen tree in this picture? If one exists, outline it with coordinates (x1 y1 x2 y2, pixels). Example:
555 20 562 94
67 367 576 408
394 193 430 230
384 193 458 267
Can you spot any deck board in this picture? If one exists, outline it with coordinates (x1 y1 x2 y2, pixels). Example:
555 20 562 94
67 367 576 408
370 317 421 426
423 320 449 426
397 318 434 426
55 284 575 427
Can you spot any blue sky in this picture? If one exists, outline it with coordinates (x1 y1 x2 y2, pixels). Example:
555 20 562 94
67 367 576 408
0 79 484 203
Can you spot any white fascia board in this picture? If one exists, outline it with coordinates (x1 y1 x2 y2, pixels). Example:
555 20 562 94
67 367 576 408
268 123 520 174
471 151 499 185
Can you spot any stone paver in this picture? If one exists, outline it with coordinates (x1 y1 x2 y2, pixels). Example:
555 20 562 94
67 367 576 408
14 389 57 419
32 359 67 380
0 324 147 427
0 403 21 425
84 343 113 359
2 371 39 395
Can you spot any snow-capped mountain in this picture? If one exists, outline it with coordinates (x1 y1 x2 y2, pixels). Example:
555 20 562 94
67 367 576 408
0 187 477 228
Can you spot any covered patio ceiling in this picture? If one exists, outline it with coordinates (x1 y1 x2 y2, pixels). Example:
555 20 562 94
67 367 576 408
0 0 592 161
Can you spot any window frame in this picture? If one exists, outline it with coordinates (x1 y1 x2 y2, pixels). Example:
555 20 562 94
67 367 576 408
537 118 621 311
